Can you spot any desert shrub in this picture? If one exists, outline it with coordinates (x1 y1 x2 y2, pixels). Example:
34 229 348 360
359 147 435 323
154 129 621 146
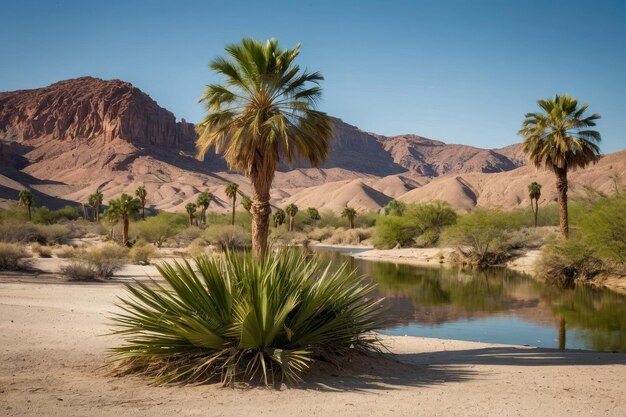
271 229 309 246
55 245 80 258
316 210 342 228
537 239 606 285
109 250 383 385
129 242 157 265
187 238 211 257
174 226 204 245
131 212 186 247
327 227 371 245
306 226 335 242
354 210 378 228
32 205 81 224
373 202 456 249
204 225 251 250
76 243 128 278
442 209 527 266
36 224 72 244
0 222 71 244
0 243 29 270
31 242 52 258
205 211 252 229
60 261 98 281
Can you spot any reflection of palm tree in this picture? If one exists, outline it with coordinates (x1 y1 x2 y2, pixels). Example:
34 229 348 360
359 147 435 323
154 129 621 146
558 315 566 350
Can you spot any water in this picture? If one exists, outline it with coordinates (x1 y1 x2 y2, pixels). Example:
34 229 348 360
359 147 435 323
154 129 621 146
314 248 626 352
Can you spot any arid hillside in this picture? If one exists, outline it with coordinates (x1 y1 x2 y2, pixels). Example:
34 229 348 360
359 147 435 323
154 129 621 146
1 77 623 213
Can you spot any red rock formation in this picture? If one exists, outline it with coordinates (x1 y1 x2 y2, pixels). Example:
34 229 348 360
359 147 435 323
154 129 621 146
0 77 196 148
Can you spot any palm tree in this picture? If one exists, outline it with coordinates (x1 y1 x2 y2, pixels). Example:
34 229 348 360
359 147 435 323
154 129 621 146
242 195 253 213
18 189 33 221
307 207 320 225
273 209 286 228
196 38 333 259
519 95 601 238
224 183 239 225
185 202 197 226
135 185 148 219
285 204 298 232
108 193 142 246
88 190 104 223
528 182 542 228
196 192 212 224
102 207 119 240
342 207 357 229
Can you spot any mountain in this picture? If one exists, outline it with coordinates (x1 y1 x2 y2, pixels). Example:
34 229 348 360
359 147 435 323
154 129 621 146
1 76 622 214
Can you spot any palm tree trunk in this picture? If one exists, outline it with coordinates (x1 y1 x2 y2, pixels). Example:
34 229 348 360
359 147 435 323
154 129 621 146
95 206 99 223
532 198 538 228
289 216 294 232
231 196 236 225
122 216 129 246
558 315 566 350
555 168 569 238
142 204 145 220
250 176 271 260
350 218 355 229
27 205 31 221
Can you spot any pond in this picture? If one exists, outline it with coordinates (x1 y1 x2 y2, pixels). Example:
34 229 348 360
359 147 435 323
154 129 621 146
314 248 626 352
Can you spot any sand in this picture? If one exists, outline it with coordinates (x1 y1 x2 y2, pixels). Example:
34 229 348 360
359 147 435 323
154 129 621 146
1 274 625 417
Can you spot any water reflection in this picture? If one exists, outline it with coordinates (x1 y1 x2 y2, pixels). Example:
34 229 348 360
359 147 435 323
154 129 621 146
315 250 626 352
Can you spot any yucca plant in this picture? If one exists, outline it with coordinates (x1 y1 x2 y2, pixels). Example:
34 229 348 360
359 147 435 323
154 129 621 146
109 250 383 385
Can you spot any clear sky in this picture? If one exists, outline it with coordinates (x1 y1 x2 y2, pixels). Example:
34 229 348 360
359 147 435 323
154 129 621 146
1 0 625 152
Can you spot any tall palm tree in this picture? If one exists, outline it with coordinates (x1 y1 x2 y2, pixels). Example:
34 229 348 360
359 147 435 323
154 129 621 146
285 203 298 232
242 195 253 213
224 183 239 225
307 207 320 225
18 189 33 221
342 207 357 229
273 209 286 228
135 185 148 219
185 202 197 226
108 193 142 246
519 95 601 238
196 38 333 259
196 192 212 225
88 190 104 223
528 182 542 228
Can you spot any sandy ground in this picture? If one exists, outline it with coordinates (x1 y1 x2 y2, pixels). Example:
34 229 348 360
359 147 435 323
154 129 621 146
1 275 625 417
352 247 459 268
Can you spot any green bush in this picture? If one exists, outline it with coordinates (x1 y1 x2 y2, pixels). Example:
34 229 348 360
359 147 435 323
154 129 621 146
131 212 186 247
537 239 606 285
32 205 82 224
0 243 29 270
129 242 157 265
354 211 378 228
204 225 251 250
77 243 128 278
316 210 342 228
109 250 383 385
0 222 71 244
373 215 419 248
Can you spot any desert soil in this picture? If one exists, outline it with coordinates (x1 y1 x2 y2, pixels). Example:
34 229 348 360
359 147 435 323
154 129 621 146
1 274 625 417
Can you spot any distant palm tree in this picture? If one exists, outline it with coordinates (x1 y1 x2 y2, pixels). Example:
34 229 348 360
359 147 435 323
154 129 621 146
196 192 212 225
307 207 320 225
342 207 357 229
528 182 542 228
519 95 601 238
273 209 286 228
285 204 298 232
102 207 119 240
242 195 252 213
108 193 142 246
185 202 197 226
225 183 239 225
88 190 104 223
18 189 33 221
135 185 148 219
196 38 333 259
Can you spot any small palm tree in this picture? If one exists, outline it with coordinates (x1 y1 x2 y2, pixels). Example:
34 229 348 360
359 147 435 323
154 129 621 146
135 185 148 219
342 207 357 229
273 209 286 228
225 183 239 226
18 189 33 221
528 182 542 228
307 207 320 225
242 195 252 213
108 193 142 246
185 202 197 226
102 207 119 240
285 204 298 232
88 190 104 223
196 192 212 225
196 38 333 259
519 95 601 238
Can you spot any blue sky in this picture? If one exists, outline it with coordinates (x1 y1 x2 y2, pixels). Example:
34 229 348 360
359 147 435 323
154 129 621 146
1 0 625 152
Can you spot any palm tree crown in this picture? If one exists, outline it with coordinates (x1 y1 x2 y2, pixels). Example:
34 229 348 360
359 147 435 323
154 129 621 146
108 193 142 246
342 207 357 229
88 190 104 222
18 189 34 221
135 185 148 219
528 182 542 200
196 38 333 259
196 192 212 224
519 95 601 173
